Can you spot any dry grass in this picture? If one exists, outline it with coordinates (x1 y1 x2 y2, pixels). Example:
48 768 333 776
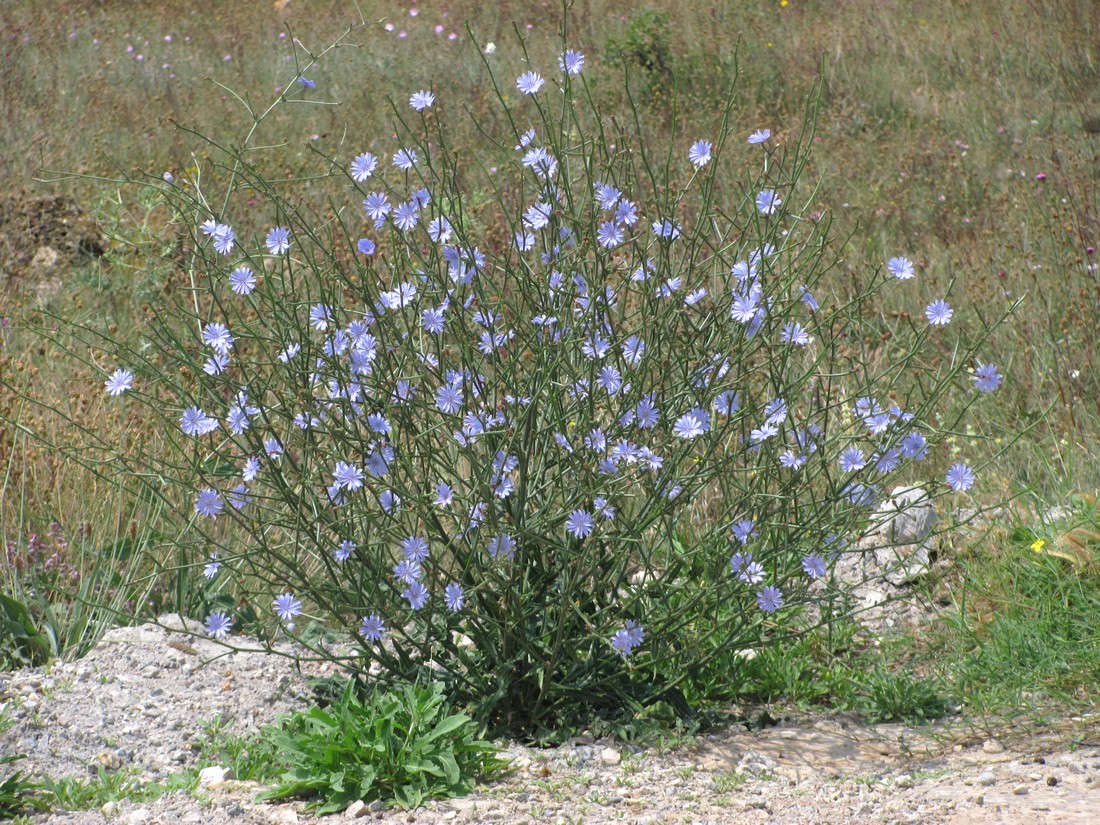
1 0 1098 593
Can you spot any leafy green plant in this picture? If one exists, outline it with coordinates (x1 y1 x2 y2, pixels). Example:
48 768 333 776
605 9 675 95
259 681 507 813
0 594 50 670
0 755 48 820
857 667 952 724
195 715 283 783
35 767 197 812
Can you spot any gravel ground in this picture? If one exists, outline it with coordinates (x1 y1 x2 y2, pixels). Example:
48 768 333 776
3 616 1099 825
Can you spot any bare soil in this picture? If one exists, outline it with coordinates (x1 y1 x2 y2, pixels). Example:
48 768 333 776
3 617 1099 825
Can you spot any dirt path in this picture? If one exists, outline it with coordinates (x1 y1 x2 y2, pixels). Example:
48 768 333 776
3 617 1098 824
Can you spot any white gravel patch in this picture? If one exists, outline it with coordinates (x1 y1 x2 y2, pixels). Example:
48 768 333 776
3 616 1099 825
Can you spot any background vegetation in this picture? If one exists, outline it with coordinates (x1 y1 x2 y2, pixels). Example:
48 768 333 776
1 0 1098 741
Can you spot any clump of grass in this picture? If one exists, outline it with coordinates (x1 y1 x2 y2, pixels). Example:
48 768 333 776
194 715 283 784
35 768 197 813
0 754 48 820
258 681 507 813
928 525 1100 718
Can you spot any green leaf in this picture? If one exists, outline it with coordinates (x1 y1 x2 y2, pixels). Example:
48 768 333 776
422 713 471 743
254 682 501 813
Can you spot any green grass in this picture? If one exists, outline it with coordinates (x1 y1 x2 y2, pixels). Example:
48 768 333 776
35 768 198 813
925 532 1100 721
718 513 1100 734
194 715 284 784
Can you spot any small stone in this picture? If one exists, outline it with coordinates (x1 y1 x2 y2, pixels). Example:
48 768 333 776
1046 775 1059 786
982 738 1005 754
368 799 385 812
265 810 299 825
93 751 124 771
198 765 235 787
1012 784 1030 795
345 800 368 818
446 799 477 814
128 808 152 825
600 747 622 766
101 801 118 817
977 771 997 787
895 773 914 789
970 794 985 806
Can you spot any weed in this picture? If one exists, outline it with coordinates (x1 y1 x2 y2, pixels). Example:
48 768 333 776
0 755 47 820
258 681 507 813
194 715 282 784
857 668 952 725
34 767 197 813
711 770 750 793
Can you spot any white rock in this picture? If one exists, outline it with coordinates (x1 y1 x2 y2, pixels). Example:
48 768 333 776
600 747 622 766
451 632 476 651
982 738 1005 754
198 765 235 787
877 541 933 586
157 613 203 633
737 750 778 776
344 799 368 818
872 486 938 544
446 798 478 814
265 810 299 825
128 808 152 825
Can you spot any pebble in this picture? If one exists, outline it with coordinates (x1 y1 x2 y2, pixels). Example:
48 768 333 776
344 800 368 818
265 810 299 824
198 765 235 787
977 771 997 787
982 738 1005 754
1012 784 1030 795
600 747 622 766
